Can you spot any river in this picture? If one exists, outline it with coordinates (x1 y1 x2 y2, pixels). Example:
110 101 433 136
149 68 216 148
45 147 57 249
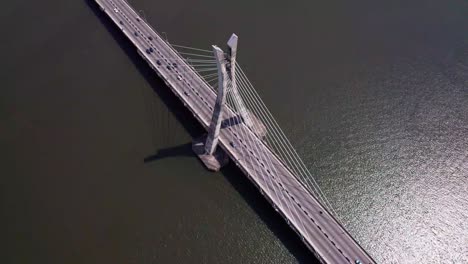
1 0 467 263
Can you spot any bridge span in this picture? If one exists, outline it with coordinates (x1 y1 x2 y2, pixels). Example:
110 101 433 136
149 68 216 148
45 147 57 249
93 0 375 263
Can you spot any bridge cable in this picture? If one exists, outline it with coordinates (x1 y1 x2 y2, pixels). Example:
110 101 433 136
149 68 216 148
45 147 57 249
177 52 216 59
225 82 296 221
226 79 309 233
234 70 336 214
113 0 220 96
233 78 341 237
233 64 338 217
236 71 338 217
170 44 214 53
163 40 335 215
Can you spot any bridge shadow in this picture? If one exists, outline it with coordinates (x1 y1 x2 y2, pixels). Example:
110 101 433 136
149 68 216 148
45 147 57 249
221 115 243 129
85 0 204 140
221 162 320 263
143 143 192 163
87 1 319 262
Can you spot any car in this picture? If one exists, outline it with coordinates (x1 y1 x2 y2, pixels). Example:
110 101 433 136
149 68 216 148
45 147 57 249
113 8 118 13
355 260 362 264
149 47 154 53
172 63 178 68
166 65 172 70
119 21 123 25
134 32 138 37
156 60 162 66
136 17 140 22
229 141 236 148
148 36 153 41
177 75 182 81
145 49 150 54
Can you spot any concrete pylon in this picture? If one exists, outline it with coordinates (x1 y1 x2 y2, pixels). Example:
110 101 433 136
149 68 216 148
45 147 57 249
192 45 229 171
204 45 228 155
226 34 254 128
226 34 266 138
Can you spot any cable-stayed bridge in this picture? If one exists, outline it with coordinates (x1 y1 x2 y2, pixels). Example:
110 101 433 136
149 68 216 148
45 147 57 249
93 0 375 263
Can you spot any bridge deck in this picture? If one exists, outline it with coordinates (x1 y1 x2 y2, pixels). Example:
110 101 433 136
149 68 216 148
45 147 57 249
94 0 375 263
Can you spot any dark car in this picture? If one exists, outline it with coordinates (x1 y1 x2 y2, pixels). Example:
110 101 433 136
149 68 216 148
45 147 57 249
166 65 172 70
119 21 123 25
149 47 154 53
229 141 236 148
145 49 151 54
148 36 153 41
134 32 138 37
172 63 177 68
156 60 162 66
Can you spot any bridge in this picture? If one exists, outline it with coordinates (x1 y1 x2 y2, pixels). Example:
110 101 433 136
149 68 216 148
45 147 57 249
93 0 375 263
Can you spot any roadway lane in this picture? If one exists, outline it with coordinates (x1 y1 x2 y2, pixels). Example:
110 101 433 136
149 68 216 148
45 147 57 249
94 1 375 263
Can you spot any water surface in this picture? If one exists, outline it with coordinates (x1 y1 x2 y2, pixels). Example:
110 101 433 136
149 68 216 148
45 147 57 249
1 0 467 263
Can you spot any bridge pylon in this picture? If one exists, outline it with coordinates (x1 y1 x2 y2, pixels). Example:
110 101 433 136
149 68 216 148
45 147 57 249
192 34 267 171
205 45 229 155
192 45 229 171
226 34 253 128
226 34 266 138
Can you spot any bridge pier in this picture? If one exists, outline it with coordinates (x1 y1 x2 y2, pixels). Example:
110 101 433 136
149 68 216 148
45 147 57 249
192 135 229 171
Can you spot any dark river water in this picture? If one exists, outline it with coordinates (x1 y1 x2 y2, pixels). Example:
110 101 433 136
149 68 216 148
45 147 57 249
1 0 467 263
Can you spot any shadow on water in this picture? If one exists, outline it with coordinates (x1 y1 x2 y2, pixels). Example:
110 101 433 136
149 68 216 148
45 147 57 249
86 0 204 139
143 142 193 163
86 1 319 262
221 162 320 264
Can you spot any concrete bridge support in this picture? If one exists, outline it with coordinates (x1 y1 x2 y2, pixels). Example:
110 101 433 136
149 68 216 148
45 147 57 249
205 45 229 155
192 45 229 171
226 34 266 138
